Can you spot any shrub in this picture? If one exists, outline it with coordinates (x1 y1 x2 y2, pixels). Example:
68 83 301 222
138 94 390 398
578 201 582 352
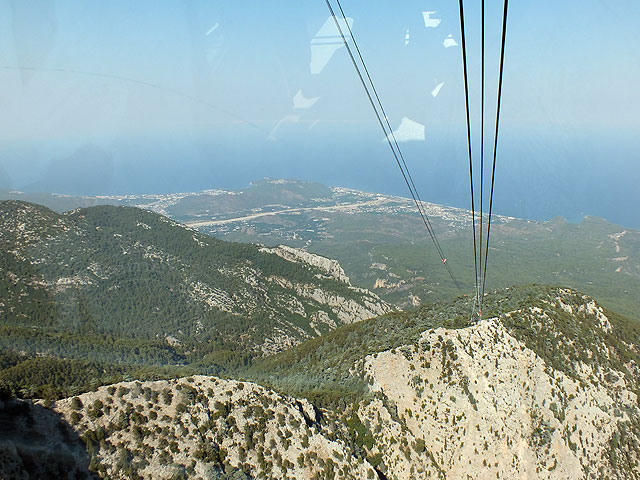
70 411 82 424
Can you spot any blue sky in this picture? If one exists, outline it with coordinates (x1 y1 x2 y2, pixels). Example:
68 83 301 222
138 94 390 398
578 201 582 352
0 0 638 226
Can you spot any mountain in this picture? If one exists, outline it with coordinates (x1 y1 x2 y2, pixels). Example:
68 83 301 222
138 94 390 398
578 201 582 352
0 200 391 396
24 144 115 196
2 188 639 478
3 285 637 479
2 179 638 319
52 376 375 480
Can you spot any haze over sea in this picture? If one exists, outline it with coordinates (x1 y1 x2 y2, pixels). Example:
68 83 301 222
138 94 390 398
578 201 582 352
1 0 638 229
1 128 638 230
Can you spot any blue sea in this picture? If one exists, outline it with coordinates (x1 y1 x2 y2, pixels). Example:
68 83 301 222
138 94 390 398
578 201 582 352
1 127 638 229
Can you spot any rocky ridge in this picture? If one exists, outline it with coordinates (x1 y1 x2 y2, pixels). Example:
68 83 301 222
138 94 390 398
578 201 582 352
357 289 640 479
261 245 351 284
241 286 640 480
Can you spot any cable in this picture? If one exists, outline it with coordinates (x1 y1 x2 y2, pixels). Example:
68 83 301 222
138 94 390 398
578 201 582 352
333 0 449 265
0 65 264 132
331 0 457 283
334 0 453 276
325 1 443 261
479 0 485 309
457 0 480 302
481 0 509 298
323 0 462 290
326 1 441 255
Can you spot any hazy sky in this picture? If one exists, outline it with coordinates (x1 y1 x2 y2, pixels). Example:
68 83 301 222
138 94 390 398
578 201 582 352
0 0 638 226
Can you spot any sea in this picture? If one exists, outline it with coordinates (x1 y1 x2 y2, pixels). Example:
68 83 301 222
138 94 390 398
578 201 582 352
1 128 638 230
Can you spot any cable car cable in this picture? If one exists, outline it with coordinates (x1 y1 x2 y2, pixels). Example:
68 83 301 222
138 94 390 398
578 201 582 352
479 0 485 308
481 0 509 299
323 0 462 290
324 0 443 262
0 65 264 132
332 0 449 264
457 0 480 303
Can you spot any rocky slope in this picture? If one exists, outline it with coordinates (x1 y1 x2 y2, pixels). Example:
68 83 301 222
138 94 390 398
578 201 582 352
51 376 376 480
362 319 635 477
261 245 351 285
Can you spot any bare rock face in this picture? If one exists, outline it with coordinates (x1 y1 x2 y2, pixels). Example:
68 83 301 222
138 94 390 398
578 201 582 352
54 376 376 480
262 245 351 284
358 291 640 480
258 245 395 353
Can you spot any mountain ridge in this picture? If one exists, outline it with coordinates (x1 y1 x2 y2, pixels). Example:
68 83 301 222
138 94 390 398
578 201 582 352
0 200 392 397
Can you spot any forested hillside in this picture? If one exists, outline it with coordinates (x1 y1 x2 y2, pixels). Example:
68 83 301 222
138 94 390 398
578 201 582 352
0 200 390 398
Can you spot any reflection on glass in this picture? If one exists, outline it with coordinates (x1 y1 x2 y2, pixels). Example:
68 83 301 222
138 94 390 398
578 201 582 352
293 90 320 110
422 11 442 28
386 117 425 142
310 16 354 74
432 82 445 97
443 34 458 48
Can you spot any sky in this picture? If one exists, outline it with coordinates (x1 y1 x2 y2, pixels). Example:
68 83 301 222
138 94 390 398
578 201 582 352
0 0 638 227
